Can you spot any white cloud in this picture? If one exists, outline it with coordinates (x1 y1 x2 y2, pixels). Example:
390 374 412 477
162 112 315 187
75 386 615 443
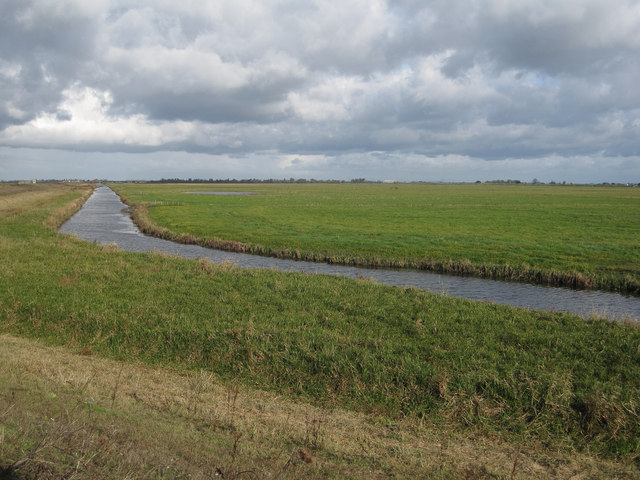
0 60 22 80
0 84 193 147
105 46 250 92
411 52 496 106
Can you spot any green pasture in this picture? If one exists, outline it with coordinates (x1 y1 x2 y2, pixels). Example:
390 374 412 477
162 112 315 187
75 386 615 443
1 183 639 460
113 182 640 293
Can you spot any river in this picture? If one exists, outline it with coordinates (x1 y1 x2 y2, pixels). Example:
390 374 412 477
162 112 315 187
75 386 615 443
59 186 640 321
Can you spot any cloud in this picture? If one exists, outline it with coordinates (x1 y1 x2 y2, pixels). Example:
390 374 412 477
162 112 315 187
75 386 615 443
1 84 195 149
1 0 639 181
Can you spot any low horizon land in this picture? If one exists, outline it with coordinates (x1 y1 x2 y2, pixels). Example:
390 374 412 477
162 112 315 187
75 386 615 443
3 177 640 186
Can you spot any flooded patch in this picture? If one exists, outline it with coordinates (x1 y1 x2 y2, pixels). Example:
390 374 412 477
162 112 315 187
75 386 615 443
60 186 640 322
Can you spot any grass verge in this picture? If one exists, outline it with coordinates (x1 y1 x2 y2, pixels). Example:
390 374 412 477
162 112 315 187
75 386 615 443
2 334 638 479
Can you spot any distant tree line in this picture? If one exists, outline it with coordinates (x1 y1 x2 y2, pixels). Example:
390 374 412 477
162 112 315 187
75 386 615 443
483 179 523 184
142 178 378 184
4 178 637 186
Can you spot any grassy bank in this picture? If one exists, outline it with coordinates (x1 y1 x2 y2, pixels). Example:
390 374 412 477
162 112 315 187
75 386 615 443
112 182 640 294
1 182 640 467
5 334 637 479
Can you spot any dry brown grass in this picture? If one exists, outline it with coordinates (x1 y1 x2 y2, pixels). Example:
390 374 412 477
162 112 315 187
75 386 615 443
0 184 62 218
1 334 637 479
42 183 95 231
0 182 94 228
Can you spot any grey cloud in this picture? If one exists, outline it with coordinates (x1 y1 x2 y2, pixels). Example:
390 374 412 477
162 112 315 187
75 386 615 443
136 93 287 124
478 3 639 77
441 50 477 78
0 1 101 129
389 1 640 77
1 0 639 182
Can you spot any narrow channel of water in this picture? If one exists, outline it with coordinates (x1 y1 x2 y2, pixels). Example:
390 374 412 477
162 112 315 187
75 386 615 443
60 186 640 321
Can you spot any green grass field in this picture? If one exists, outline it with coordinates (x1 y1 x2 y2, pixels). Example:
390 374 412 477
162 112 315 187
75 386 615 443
112 182 640 293
1 182 640 474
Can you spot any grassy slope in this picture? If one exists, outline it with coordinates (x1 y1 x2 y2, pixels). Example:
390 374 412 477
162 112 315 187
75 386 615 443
1 182 639 471
112 183 640 294
5 334 637 479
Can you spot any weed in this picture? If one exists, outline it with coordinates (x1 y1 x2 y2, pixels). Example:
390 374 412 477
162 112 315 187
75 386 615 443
187 370 215 415
304 412 325 449
197 257 217 275
0 400 105 478
272 448 315 480
226 383 240 419
111 364 124 409
214 434 256 479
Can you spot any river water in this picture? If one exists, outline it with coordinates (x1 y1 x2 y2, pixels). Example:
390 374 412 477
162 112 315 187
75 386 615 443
60 186 640 321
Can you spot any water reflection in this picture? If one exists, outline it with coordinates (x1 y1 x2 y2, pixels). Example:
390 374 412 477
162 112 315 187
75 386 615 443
60 186 640 321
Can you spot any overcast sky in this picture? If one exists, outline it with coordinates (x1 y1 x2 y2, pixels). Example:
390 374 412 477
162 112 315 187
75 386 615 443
1 0 639 182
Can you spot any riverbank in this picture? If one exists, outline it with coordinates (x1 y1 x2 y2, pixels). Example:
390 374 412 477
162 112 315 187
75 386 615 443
1 183 640 477
3 333 638 479
112 182 640 294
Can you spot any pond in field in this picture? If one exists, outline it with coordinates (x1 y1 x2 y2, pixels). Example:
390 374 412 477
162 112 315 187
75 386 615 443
60 186 640 321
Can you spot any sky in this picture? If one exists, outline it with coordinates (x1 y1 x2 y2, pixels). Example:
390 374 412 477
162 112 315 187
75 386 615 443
1 0 639 183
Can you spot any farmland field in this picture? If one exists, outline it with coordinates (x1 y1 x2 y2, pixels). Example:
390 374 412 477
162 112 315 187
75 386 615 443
1 182 640 478
114 182 640 293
